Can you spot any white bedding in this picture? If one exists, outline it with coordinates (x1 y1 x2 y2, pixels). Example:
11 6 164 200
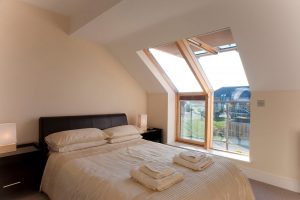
41 139 255 200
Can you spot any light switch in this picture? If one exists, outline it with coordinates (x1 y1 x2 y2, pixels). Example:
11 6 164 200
257 100 265 107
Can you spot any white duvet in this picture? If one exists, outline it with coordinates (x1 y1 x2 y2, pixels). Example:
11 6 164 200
41 139 255 200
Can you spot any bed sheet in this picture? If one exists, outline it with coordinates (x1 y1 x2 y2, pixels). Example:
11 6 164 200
41 139 255 200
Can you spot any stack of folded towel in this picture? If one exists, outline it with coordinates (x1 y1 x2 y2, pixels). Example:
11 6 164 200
130 162 184 191
173 151 213 171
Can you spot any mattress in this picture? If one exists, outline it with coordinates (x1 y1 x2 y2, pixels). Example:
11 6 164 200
41 139 255 200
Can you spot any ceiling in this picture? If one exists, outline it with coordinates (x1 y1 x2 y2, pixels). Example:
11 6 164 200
20 0 122 31
19 0 300 92
72 0 212 43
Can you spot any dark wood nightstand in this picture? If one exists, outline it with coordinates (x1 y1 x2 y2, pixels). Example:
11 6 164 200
142 128 163 143
0 143 44 197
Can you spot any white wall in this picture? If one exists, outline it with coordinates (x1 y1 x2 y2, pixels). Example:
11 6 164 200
0 0 146 144
147 93 168 142
238 91 300 178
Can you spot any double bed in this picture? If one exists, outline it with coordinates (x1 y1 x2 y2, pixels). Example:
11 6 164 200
39 113 255 200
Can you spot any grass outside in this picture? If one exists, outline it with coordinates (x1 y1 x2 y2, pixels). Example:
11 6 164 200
181 115 205 140
180 100 250 155
214 120 225 130
181 117 226 140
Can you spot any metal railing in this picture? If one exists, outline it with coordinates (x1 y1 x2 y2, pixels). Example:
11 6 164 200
179 100 250 153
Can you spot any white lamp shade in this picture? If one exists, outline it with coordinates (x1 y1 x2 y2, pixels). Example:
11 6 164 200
137 114 147 131
0 123 16 153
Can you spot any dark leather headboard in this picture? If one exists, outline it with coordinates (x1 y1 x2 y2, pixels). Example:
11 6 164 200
39 113 128 149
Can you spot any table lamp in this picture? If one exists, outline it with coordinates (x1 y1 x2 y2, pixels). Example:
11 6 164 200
0 123 16 154
137 114 147 132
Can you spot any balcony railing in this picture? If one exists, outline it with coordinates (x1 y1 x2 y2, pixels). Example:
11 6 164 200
179 100 250 155
213 100 250 155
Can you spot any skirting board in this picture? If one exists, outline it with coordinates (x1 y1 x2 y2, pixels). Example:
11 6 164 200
240 167 300 193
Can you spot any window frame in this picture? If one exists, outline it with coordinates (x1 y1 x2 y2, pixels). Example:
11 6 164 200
145 40 214 149
143 30 250 155
176 40 213 149
176 92 207 146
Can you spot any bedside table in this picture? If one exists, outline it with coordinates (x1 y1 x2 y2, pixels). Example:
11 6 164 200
0 143 44 196
142 128 163 143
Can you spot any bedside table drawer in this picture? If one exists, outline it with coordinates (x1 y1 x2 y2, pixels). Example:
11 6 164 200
1 180 22 189
0 173 22 188
0 181 24 196
0 144 43 196
0 166 28 195
0 164 32 188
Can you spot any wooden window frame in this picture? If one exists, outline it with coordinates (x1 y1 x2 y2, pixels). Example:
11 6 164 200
144 40 214 149
176 40 213 149
176 92 206 146
143 49 178 93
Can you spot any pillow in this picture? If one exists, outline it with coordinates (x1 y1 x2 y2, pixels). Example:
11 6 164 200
45 128 107 149
50 140 107 153
104 125 142 138
108 134 142 144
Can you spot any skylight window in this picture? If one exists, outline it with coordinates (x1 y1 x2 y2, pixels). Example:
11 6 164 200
143 28 251 156
188 29 251 155
198 50 249 90
218 43 237 51
194 50 208 56
149 45 203 92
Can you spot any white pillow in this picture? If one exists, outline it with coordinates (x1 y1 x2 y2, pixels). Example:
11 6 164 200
45 128 107 149
108 134 142 144
104 125 142 138
51 140 107 153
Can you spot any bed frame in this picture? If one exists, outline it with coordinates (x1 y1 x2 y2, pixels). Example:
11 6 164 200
39 113 128 149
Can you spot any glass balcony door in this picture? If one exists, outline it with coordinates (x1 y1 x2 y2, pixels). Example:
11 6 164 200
178 95 206 145
213 99 250 155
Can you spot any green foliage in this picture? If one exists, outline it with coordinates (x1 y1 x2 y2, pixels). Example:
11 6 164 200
181 114 205 139
214 120 225 129
181 118 226 140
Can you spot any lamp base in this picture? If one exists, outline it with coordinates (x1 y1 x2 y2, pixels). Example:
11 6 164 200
0 144 16 154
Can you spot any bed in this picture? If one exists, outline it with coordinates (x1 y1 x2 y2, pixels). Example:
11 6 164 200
39 113 255 200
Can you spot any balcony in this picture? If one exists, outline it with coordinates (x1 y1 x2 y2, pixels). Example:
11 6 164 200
180 100 250 155
213 100 250 155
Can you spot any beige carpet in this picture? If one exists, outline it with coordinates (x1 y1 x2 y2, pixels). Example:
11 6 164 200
4 179 300 200
249 179 300 200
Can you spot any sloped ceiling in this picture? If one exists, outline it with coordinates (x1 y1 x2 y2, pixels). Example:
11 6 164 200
20 0 122 32
20 0 300 92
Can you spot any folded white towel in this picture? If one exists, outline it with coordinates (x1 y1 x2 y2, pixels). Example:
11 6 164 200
140 162 176 179
179 151 206 163
173 155 213 171
131 168 184 191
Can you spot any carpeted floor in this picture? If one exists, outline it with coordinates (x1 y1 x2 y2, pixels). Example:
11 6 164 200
249 179 300 200
4 179 300 200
